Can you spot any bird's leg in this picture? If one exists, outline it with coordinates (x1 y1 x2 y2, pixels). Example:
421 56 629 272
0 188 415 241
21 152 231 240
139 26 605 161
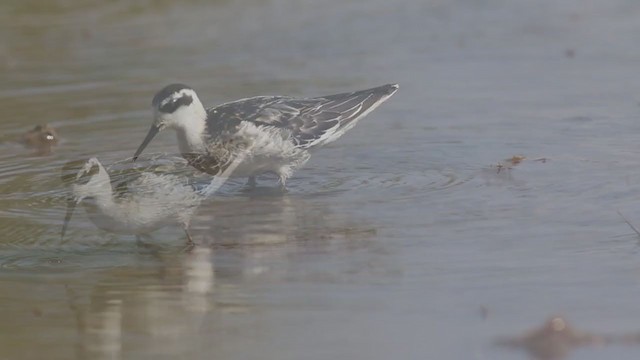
247 176 257 189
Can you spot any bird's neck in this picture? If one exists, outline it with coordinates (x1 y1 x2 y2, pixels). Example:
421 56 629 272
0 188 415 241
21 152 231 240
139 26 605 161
79 176 115 211
176 112 207 154
93 183 115 207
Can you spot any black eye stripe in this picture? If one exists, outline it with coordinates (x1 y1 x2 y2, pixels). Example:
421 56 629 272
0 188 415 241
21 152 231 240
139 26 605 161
159 95 193 113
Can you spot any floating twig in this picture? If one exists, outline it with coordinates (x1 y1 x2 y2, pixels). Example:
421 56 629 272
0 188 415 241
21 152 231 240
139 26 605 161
616 210 640 237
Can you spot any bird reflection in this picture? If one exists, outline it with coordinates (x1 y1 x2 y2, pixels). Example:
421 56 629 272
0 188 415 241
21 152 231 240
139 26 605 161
60 196 378 358
60 157 203 246
65 244 220 359
196 193 375 246
192 193 378 283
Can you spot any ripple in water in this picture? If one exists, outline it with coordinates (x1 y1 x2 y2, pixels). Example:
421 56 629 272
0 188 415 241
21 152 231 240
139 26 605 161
0 245 162 273
295 166 474 203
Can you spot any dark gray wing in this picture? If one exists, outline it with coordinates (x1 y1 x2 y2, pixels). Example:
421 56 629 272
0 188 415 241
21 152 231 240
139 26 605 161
206 84 398 148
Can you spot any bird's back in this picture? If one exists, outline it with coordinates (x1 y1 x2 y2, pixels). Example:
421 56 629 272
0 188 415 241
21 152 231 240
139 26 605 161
205 84 399 149
83 159 201 234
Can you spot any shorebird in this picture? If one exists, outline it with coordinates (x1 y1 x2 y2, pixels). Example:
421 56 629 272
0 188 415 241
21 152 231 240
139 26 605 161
133 83 399 188
60 157 203 246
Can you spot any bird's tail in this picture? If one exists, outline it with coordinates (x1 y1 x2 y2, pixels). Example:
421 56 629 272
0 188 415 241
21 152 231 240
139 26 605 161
308 84 399 148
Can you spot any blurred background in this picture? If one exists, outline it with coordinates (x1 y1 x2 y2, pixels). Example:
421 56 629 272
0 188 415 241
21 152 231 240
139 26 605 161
2 0 640 359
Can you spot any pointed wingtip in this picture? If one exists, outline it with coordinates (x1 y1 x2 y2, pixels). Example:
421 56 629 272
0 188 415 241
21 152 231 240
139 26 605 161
383 83 399 95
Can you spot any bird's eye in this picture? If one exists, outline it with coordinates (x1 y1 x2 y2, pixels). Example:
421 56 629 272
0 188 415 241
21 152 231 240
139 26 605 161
44 132 55 141
160 100 177 113
159 95 193 114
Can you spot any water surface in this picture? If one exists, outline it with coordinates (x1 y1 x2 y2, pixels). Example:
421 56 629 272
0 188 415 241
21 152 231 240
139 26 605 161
3 0 640 359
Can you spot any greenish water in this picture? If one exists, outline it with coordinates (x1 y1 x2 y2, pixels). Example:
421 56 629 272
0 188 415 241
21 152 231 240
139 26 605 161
3 1 640 359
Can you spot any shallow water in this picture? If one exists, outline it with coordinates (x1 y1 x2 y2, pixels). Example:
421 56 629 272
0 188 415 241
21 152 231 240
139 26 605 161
3 0 640 359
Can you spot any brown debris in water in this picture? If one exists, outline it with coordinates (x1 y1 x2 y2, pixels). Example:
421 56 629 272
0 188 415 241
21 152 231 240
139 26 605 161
21 124 59 155
491 155 547 173
508 155 526 165
31 307 43 317
495 315 640 359
479 305 490 320
564 49 576 59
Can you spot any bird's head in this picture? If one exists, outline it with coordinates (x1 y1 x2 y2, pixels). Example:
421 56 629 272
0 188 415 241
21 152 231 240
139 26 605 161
133 83 206 161
60 157 108 240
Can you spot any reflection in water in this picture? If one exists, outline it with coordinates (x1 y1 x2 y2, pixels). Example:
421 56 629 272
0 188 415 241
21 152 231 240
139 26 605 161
198 193 376 247
65 245 218 359
11 196 378 359
80 297 123 359
195 193 378 282
183 246 215 312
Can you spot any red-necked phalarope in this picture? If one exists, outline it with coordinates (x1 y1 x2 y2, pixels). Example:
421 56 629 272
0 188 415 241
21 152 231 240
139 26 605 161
133 83 399 188
60 157 204 246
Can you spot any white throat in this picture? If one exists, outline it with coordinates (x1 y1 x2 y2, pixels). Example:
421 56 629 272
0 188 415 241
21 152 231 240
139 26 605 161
170 99 207 154
75 167 114 206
